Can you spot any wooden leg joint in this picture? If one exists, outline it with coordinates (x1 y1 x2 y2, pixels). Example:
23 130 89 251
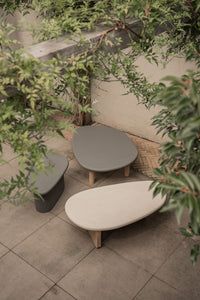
124 165 130 177
89 171 95 187
88 231 102 248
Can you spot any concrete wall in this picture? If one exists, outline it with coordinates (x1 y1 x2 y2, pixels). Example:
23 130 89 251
91 56 195 143
2 11 196 142
3 10 39 47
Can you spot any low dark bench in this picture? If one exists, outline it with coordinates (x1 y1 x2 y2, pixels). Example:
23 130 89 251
30 153 69 213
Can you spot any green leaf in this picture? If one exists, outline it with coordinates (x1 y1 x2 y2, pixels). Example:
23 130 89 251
179 227 193 238
191 244 200 265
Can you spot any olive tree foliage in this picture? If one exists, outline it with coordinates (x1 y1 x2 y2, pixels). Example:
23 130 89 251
0 0 200 260
0 23 78 203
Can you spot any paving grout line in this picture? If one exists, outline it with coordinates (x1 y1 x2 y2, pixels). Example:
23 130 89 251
152 237 186 276
56 247 95 288
93 170 119 187
37 283 77 300
104 245 152 276
11 218 94 287
132 272 185 300
0 240 10 251
8 213 56 251
67 173 94 188
10 249 55 284
11 213 88 253
37 283 57 300
153 274 184 293
56 285 78 300
105 238 185 300
56 213 77 229
0 209 56 251
0 249 11 261
105 223 186 276
150 238 187 294
12 241 94 289
53 214 91 237
66 173 90 188
0 241 11 260
132 274 154 300
12 243 93 299
68 167 117 188
104 228 153 274
103 245 155 300
51 209 66 217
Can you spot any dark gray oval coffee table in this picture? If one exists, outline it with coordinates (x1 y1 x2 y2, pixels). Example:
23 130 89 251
72 125 138 186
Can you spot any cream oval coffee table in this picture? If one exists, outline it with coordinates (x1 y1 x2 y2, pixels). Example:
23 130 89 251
72 125 138 186
65 181 165 248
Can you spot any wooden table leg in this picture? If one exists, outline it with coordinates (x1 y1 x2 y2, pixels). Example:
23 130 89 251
89 171 95 187
88 231 102 248
124 165 130 177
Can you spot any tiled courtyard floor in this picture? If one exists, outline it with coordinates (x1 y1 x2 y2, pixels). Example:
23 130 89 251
0 133 200 300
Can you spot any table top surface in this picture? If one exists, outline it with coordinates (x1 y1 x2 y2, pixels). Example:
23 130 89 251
72 125 138 172
30 153 68 195
65 181 165 231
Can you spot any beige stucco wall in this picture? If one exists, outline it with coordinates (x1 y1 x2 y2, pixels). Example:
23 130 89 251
92 56 195 143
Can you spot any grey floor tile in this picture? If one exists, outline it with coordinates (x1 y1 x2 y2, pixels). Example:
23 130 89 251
106 217 183 274
135 277 186 300
0 252 53 300
51 174 88 215
58 210 112 243
145 209 190 234
0 243 9 258
45 136 73 159
57 209 85 232
41 286 75 300
14 217 94 282
1 144 17 161
0 201 53 248
0 160 18 180
97 168 148 187
156 239 200 299
67 159 114 187
57 209 72 223
58 247 151 300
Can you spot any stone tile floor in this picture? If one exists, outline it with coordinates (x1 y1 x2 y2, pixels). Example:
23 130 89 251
0 133 199 300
